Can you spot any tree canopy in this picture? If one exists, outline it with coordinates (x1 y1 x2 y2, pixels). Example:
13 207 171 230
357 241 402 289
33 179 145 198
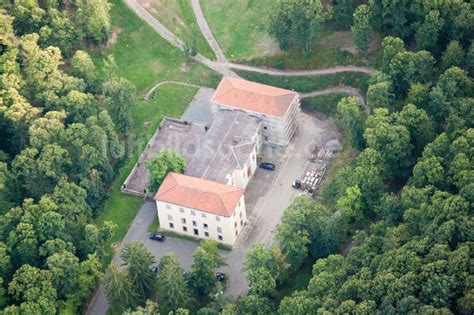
146 149 186 192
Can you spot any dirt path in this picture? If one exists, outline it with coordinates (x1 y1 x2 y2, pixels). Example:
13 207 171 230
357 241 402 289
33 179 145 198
301 85 369 113
124 0 375 78
190 0 228 64
230 63 375 76
144 80 205 100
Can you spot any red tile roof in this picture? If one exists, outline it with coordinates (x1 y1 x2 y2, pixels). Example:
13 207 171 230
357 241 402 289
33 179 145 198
211 77 298 117
154 172 244 217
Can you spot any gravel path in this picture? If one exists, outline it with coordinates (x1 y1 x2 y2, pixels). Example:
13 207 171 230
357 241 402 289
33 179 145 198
190 0 228 63
301 85 369 113
230 63 375 76
143 81 205 100
125 0 375 79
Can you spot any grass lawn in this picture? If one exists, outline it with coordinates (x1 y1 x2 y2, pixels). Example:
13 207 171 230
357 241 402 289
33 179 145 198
201 0 380 67
244 31 379 70
236 70 370 94
148 216 159 233
96 85 199 265
91 0 218 95
301 93 348 118
137 0 216 60
200 0 277 60
90 0 222 265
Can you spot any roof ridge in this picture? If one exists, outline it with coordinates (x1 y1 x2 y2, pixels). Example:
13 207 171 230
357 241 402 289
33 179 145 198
156 173 178 196
219 190 243 215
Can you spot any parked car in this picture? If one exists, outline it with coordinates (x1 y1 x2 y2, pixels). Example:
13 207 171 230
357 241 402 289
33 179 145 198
149 233 166 242
215 272 226 282
259 162 276 171
150 264 159 274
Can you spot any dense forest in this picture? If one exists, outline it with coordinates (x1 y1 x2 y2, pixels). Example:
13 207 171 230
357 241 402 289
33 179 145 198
249 1 474 314
119 1 473 314
0 0 473 314
0 1 136 313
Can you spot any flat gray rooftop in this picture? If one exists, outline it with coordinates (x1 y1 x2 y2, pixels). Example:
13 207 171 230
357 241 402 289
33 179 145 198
186 110 261 184
122 118 207 196
180 88 215 125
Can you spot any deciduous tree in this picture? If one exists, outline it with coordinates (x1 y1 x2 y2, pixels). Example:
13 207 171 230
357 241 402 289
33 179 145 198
333 0 356 30
441 41 465 71
337 96 365 150
8 265 57 313
189 240 225 299
75 0 112 43
70 50 98 88
415 10 443 53
102 77 136 134
146 149 186 192
351 5 373 53
268 0 332 55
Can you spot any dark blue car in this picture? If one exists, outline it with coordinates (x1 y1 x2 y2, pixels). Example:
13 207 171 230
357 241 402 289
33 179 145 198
259 162 276 171
149 233 166 242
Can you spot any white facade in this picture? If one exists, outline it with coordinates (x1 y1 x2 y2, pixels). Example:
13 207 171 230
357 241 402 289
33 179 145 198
156 195 248 246
228 128 261 189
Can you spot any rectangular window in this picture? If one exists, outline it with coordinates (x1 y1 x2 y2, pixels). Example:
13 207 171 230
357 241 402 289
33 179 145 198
167 215 173 221
239 211 242 218
191 210 196 216
179 207 184 213
204 231 209 237
193 229 199 236
201 213 207 218
217 227 222 233
234 222 237 228
203 223 208 230
218 235 223 241
241 219 244 226
235 230 238 236
169 222 174 229
192 221 197 227
215 216 221 222
183 226 187 232
181 218 186 224
165 204 171 209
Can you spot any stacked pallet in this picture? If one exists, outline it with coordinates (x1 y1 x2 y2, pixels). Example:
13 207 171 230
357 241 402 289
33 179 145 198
316 149 333 161
309 145 319 161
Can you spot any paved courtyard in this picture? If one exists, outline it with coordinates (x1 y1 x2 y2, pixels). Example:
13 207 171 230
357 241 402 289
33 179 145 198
180 88 215 125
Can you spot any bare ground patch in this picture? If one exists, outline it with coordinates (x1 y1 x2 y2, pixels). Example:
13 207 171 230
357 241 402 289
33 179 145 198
104 27 122 49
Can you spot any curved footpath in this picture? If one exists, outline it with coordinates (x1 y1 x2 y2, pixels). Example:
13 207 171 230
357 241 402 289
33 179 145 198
143 81 205 100
190 0 228 64
230 63 375 76
125 0 375 78
301 85 369 113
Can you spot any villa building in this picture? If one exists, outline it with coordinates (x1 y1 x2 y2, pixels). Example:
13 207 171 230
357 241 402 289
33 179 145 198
126 77 300 246
154 172 247 246
211 77 301 146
